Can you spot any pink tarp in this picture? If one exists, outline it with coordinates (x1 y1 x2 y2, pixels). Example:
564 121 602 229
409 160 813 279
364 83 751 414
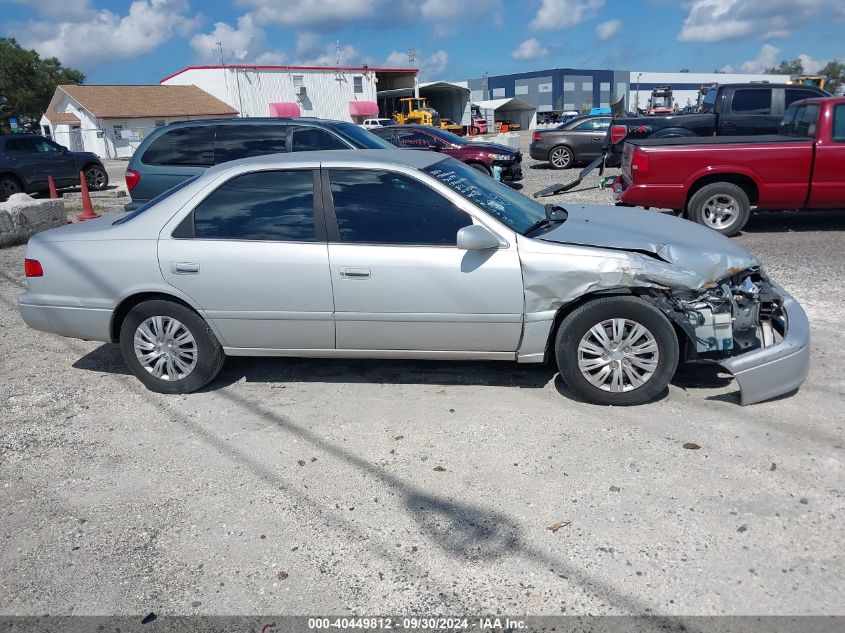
269 102 301 117
348 100 379 116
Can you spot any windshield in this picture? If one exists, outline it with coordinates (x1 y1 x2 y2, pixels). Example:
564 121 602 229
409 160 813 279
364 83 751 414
333 123 394 149
422 158 545 234
113 176 198 225
429 128 467 146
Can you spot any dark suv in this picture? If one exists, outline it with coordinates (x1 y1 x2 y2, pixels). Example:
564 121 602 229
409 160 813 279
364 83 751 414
0 134 108 201
369 124 523 182
124 118 395 211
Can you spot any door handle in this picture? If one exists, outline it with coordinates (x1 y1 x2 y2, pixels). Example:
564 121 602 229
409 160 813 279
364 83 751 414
592 136 603 140
172 262 200 274
339 267 370 279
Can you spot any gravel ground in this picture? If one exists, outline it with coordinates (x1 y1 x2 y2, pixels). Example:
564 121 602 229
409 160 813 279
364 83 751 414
1 136 843 617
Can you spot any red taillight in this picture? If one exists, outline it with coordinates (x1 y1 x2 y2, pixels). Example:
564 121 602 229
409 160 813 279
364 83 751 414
610 124 627 145
125 168 140 192
632 151 649 174
24 258 43 277
532 132 542 140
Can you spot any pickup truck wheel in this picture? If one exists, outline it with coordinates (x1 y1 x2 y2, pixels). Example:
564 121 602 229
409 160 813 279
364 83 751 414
556 296 679 406
548 146 573 170
0 175 22 201
688 183 750 236
119 300 225 394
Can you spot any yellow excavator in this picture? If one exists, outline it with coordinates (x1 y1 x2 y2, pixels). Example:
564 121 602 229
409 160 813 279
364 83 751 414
789 76 830 91
393 97 464 135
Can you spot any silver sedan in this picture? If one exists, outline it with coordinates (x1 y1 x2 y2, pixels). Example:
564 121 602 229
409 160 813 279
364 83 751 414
18 150 809 406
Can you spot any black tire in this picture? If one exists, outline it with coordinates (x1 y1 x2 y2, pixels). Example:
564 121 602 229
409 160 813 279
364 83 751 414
469 162 491 176
687 182 750 236
548 145 573 170
118 300 225 394
0 175 22 201
83 164 109 191
555 296 679 406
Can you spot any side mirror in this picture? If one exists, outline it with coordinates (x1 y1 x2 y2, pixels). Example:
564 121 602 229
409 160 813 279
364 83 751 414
457 224 500 250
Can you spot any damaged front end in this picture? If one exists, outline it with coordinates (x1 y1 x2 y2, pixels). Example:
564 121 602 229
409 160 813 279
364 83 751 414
643 269 810 405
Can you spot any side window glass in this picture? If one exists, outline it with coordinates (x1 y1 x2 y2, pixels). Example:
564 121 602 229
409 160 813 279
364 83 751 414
291 127 349 152
31 138 62 153
5 138 34 154
329 169 472 245
142 126 215 166
213 125 288 164
395 130 434 148
731 89 772 114
791 104 820 137
786 89 821 107
193 170 316 241
833 104 845 142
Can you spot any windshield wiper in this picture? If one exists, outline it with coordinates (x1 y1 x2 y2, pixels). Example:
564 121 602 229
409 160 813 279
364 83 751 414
523 204 568 235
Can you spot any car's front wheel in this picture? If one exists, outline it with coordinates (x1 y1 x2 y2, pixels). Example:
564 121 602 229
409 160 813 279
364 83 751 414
556 296 679 406
119 300 225 394
84 164 109 191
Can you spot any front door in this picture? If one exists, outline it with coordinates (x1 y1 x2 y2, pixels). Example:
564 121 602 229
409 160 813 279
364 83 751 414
569 117 611 159
807 102 845 209
158 169 335 351
323 167 524 353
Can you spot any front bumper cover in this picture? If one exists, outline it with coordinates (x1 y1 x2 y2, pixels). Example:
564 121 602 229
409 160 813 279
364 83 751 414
716 285 810 405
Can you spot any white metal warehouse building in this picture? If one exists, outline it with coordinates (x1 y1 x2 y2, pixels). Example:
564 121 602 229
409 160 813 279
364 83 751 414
161 64 419 123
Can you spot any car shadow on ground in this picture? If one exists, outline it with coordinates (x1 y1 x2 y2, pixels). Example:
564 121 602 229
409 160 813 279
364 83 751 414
741 210 845 233
73 343 737 404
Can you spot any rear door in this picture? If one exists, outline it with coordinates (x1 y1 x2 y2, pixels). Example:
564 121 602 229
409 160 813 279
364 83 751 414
158 168 335 351
567 117 611 159
2 137 41 188
808 103 845 209
29 136 79 184
213 124 288 164
134 125 215 203
721 88 775 135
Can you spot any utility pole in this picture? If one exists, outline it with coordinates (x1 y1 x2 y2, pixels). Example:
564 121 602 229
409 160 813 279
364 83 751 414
217 42 231 109
336 40 340 66
635 72 642 114
407 48 416 65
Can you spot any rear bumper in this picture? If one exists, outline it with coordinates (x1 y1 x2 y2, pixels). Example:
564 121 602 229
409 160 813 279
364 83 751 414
528 143 549 161
716 286 810 405
612 175 686 210
18 300 112 343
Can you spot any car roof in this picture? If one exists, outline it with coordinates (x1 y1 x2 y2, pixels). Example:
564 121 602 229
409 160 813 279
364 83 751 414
158 117 351 129
203 148 446 176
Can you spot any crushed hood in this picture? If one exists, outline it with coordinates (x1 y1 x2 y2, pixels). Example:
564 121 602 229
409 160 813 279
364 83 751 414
538 205 758 288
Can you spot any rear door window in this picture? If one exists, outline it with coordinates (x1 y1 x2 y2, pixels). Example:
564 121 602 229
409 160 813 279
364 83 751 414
731 89 772 114
833 104 845 142
4 138 36 154
395 129 435 149
291 127 349 152
192 170 316 241
142 126 215 166
786 89 821 107
213 125 288 164
573 118 610 131
781 104 820 137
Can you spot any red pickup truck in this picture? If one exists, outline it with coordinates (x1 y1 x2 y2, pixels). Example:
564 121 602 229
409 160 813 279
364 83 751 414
612 96 845 235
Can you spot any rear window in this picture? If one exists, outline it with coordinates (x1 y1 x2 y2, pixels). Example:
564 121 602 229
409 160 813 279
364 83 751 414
113 176 198 225
213 124 288 164
700 88 717 113
291 127 350 152
786 88 822 107
142 126 215 166
731 89 772 114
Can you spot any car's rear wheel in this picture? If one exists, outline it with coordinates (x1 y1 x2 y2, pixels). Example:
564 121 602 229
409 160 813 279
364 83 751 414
556 296 679 406
84 164 109 191
548 146 573 169
119 300 225 394
687 182 750 236
0 175 22 201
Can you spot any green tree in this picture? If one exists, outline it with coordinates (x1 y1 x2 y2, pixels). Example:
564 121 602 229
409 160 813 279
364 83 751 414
764 58 805 76
0 38 85 132
818 60 845 92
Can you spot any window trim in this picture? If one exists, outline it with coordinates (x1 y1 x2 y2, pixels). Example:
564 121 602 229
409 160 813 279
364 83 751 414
172 168 327 243
320 167 479 248
831 104 845 143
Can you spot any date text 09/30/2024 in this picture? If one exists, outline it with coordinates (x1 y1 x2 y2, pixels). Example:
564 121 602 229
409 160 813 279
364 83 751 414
307 617 527 630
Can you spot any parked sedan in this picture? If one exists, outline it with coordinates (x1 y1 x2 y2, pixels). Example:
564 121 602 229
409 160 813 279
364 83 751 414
370 124 523 182
19 150 808 406
529 115 611 169
0 134 109 201
360 118 396 129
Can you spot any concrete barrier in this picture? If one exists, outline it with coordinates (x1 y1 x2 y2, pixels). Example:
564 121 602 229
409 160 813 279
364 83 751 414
0 194 67 248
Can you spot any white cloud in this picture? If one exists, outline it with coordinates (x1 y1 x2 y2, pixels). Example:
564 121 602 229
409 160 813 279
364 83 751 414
240 0 379 27
297 42 362 66
511 38 549 61
595 19 621 41
295 32 322 57
678 0 843 43
383 49 448 79
15 0 200 67
190 13 284 64
530 0 604 32
798 53 826 74
720 43 780 73
384 50 412 67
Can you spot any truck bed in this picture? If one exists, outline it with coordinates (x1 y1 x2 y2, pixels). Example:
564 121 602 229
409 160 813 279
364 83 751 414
625 134 810 148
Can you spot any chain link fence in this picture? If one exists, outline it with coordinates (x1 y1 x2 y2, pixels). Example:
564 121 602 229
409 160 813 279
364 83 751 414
50 124 162 159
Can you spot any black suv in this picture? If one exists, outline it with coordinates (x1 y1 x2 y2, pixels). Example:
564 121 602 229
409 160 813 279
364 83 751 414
0 134 108 201
124 118 394 211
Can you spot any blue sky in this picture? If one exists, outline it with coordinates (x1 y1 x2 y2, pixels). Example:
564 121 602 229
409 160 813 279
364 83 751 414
3 0 843 84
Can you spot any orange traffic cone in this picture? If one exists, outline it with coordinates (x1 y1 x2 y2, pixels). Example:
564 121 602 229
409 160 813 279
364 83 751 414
75 171 100 221
48 175 58 199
